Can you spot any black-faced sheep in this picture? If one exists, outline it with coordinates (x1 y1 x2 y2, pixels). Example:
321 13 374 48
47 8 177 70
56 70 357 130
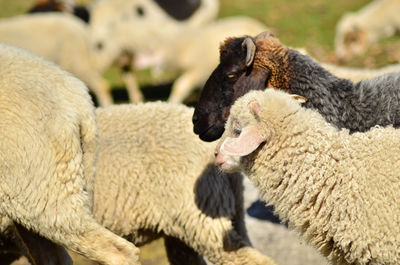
0 43 139 265
215 89 400 265
192 31 400 142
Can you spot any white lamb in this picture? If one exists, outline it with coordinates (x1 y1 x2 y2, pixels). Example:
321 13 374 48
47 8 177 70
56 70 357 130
0 43 140 265
89 0 219 54
134 16 268 103
0 12 113 106
88 0 220 103
91 102 276 265
215 89 400 265
335 0 400 60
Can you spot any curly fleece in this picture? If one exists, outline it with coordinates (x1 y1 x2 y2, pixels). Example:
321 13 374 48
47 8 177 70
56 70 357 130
222 89 400 265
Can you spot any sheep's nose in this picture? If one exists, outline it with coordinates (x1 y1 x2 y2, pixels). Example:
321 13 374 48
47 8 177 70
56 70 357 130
214 150 219 157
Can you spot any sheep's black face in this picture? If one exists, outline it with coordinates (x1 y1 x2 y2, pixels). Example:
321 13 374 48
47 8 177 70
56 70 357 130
193 37 270 142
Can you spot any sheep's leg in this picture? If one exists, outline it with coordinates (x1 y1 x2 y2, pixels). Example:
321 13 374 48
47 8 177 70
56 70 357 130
168 211 276 265
168 70 202 103
51 220 141 265
86 75 113 106
14 223 73 265
227 173 251 244
121 71 143 103
0 233 23 265
164 236 207 265
168 166 276 265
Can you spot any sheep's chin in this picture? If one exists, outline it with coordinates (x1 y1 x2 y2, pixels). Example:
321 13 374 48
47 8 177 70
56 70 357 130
217 156 242 173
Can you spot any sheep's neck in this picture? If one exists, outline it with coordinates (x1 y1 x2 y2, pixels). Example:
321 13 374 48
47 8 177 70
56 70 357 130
254 45 292 94
284 50 366 131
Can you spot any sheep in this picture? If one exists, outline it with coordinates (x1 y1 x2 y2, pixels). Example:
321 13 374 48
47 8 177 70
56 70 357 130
88 0 219 103
133 16 268 103
89 0 219 53
0 43 140 265
0 12 113 106
334 0 400 61
2 101 277 265
192 30 400 142
92 102 277 265
215 88 400 265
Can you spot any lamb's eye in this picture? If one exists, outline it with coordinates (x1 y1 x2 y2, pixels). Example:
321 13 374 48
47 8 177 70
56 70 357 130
227 73 235 79
233 126 242 137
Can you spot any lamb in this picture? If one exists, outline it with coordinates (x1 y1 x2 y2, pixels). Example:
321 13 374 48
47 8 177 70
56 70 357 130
133 16 268 103
192 30 400 142
88 0 219 103
334 0 400 61
215 88 400 265
92 102 276 265
2 101 277 265
0 43 140 265
0 12 113 106
89 0 219 53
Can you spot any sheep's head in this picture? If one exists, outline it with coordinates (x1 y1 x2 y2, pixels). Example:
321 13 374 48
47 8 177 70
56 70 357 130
192 31 290 142
215 89 305 173
335 13 369 61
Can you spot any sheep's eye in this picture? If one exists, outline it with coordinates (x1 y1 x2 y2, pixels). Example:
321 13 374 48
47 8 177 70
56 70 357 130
227 73 235 79
135 6 145 17
95 41 104 50
232 123 242 137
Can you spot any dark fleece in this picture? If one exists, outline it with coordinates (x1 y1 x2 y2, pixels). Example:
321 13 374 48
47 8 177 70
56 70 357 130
286 50 400 132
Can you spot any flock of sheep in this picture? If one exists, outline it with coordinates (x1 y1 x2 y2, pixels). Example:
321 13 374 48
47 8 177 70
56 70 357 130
1 0 400 265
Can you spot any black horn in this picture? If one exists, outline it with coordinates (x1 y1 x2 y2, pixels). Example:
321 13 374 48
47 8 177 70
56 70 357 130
242 37 256 67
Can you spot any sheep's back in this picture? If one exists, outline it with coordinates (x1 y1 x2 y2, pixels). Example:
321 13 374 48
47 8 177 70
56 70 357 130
94 102 218 235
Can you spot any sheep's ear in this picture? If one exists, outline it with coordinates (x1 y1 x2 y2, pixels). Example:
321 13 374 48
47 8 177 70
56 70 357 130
247 100 261 119
290 94 307 104
221 126 265 156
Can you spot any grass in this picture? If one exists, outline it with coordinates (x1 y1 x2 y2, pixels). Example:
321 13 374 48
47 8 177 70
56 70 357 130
1 0 399 264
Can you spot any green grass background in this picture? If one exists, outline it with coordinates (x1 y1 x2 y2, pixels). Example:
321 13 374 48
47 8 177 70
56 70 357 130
1 0 399 104
0 0 399 264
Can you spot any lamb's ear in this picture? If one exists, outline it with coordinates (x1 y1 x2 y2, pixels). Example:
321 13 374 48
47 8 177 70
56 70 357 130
221 126 265 156
290 94 307 104
247 100 261 119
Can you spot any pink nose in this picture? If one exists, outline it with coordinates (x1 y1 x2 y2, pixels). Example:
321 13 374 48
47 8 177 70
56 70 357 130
214 150 219 157
214 150 225 167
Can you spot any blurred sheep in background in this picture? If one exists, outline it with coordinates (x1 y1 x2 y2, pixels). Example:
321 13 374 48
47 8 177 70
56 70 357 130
28 0 90 22
88 0 220 103
335 0 400 61
133 16 268 103
0 12 113 106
